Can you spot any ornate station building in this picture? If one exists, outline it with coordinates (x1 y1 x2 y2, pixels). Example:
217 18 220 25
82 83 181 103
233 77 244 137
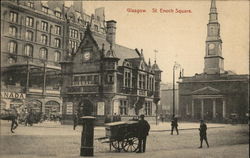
60 23 162 124
178 0 249 122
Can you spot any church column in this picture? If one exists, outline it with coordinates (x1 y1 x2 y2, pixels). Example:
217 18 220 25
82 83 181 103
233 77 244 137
191 99 194 118
222 98 226 118
201 99 204 119
212 99 216 119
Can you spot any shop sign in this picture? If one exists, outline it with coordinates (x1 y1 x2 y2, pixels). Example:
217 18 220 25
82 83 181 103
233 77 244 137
65 102 73 115
1 92 26 99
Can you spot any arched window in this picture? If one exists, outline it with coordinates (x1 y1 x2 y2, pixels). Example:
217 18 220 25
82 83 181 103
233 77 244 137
24 44 33 57
8 41 17 54
40 34 47 45
54 38 61 48
54 51 61 62
25 30 33 41
9 26 17 37
40 48 48 60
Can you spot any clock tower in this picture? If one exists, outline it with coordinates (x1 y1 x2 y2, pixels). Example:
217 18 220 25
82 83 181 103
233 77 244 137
204 0 224 74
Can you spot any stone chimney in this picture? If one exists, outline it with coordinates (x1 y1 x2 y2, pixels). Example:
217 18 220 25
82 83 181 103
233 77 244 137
106 20 116 44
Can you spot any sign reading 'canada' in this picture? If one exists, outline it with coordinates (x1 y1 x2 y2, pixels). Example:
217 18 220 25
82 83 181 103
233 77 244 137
1 92 26 99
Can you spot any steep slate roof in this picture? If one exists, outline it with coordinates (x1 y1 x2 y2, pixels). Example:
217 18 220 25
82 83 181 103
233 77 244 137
93 35 140 66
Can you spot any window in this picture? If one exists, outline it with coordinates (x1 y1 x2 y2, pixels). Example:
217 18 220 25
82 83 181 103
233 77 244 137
25 31 33 41
107 74 114 83
10 11 18 23
8 57 16 64
69 40 78 49
41 21 48 31
124 71 131 87
55 25 61 35
55 11 61 18
54 51 61 62
73 74 99 86
148 76 154 90
24 44 33 57
139 73 146 89
42 6 48 14
40 48 48 60
9 26 17 36
27 2 34 8
54 38 61 48
26 17 34 27
70 29 78 38
41 35 47 45
94 25 98 31
80 32 84 40
145 102 152 116
120 100 128 115
8 41 17 54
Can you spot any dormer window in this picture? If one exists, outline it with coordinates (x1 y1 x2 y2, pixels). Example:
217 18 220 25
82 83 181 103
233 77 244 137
55 11 61 18
27 2 34 8
42 6 49 14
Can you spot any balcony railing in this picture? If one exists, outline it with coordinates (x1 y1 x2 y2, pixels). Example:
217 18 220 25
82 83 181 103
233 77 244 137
67 86 100 93
2 53 61 69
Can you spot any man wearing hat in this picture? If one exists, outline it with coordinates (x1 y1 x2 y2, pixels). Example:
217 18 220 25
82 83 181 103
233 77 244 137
136 114 150 153
199 120 209 148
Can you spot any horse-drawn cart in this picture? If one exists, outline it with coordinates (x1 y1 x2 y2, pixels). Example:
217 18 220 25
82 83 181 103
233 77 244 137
97 121 139 152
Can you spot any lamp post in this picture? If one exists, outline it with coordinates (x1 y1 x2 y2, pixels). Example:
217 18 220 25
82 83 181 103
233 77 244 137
173 62 181 117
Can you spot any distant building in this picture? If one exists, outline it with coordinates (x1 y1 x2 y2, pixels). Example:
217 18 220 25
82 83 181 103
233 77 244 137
178 0 249 122
60 23 162 124
0 1 106 117
159 83 178 118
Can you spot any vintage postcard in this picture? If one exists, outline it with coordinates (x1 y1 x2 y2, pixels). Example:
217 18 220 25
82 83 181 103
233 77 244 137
0 0 249 158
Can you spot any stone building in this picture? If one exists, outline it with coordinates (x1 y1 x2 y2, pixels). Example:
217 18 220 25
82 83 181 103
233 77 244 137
60 22 162 124
0 0 105 118
178 0 249 122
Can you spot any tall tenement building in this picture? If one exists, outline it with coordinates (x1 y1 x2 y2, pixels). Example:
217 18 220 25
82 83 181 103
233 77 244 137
1 1 162 123
0 1 106 117
178 0 249 123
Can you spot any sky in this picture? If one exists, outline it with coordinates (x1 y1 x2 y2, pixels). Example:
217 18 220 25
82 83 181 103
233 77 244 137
66 0 249 83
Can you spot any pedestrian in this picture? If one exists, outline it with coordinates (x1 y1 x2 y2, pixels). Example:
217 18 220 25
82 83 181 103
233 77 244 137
136 114 150 153
199 120 209 148
73 112 79 130
10 107 18 133
171 115 179 135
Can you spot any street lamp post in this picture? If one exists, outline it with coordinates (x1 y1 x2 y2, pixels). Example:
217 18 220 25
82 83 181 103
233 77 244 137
173 62 181 117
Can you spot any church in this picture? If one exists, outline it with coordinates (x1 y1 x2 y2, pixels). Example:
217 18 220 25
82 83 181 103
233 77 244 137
60 21 162 124
178 0 249 122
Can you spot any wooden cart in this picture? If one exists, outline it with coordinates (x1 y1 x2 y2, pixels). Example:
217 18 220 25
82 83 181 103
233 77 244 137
97 121 139 152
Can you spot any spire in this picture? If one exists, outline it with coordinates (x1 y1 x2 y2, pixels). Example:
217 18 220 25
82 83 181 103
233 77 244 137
209 0 218 22
210 0 217 12
148 58 151 66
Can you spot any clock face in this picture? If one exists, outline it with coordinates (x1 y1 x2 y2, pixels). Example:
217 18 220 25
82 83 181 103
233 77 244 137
209 43 215 50
84 52 90 60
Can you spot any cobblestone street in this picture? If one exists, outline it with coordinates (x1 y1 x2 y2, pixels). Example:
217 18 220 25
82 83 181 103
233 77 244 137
0 120 248 158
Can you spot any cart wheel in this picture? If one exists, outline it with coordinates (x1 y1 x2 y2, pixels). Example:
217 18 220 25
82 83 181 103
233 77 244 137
122 137 139 152
111 140 122 152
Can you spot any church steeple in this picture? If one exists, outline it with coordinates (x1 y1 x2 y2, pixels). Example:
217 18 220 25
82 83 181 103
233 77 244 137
204 0 224 74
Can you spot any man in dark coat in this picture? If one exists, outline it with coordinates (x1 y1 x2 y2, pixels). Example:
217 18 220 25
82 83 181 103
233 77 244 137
199 120 209 148
10 107 18 133
73 112 79 130
171 115 179 135
136 114 150 153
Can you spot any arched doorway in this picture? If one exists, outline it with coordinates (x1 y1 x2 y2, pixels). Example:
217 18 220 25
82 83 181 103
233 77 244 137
27 100 42 113
78 99 93 116
45 101 60 116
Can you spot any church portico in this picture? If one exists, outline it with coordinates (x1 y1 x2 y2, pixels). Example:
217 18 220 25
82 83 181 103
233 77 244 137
191 95 225 120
